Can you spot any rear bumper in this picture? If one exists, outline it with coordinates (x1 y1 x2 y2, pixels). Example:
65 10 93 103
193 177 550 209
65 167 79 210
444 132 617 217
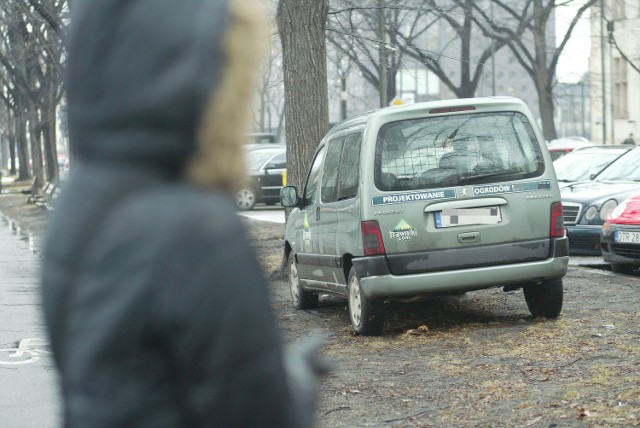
353 237 569 299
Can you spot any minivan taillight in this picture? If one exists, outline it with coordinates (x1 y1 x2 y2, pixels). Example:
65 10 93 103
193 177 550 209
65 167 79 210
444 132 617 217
550 202 565 238
361 221 386 256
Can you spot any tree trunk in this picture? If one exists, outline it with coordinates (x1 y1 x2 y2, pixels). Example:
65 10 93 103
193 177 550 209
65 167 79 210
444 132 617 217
42 87 59 183
276 0 329 191
15 112 30 181
532 0 557 141
27 104 45 186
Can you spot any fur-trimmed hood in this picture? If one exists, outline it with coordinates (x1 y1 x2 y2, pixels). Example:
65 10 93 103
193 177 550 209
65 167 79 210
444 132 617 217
67 0 265 190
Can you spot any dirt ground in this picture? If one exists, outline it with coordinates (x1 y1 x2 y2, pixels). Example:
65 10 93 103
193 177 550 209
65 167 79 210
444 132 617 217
1 182 640 427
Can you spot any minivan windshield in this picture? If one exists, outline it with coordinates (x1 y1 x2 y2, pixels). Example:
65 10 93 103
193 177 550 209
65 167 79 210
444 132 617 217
374 112 544 191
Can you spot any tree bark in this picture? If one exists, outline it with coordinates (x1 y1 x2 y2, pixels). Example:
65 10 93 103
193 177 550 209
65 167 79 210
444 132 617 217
277 0 330 192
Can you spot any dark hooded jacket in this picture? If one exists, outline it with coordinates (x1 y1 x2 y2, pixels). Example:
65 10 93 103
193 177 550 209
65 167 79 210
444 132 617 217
41 1 309 426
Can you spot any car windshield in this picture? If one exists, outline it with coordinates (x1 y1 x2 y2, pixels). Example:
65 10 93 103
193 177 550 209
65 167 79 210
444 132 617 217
246 149 282 170
553 150 625 182
374 111 544 191
595 148 640 181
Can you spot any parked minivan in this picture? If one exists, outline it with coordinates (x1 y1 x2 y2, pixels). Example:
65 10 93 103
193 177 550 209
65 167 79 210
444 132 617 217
281 97 568 335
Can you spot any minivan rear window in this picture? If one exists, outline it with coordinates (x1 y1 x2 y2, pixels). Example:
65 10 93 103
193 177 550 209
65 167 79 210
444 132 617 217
374 112 544 191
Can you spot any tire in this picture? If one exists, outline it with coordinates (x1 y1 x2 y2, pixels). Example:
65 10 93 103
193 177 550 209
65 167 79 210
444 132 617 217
347 267 384 335
610 263 635 274
523 279 563 318
236 187 257 211
288 253 318 310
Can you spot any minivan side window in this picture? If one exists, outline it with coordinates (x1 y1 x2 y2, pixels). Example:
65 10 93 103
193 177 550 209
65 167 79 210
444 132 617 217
302 146 326 207
321 137 345 203
337 134 362 200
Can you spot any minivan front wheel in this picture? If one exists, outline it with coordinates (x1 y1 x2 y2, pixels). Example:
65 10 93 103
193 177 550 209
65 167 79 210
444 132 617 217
288 253 318 310
347 267 384 335
523 279 563 318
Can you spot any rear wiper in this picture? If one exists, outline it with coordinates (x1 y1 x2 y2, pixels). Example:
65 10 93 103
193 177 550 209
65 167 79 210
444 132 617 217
459 169 518 182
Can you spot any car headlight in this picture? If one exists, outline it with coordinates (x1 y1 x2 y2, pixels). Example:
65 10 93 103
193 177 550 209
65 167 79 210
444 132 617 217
584 206 598 221
599 199 618 222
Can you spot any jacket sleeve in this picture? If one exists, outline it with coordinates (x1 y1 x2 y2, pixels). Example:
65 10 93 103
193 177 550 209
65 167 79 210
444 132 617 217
152 204 310 427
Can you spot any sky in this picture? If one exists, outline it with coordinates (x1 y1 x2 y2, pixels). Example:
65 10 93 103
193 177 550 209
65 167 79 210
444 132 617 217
555 2 592 83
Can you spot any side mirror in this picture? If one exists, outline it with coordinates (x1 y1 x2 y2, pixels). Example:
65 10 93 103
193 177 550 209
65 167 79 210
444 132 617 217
281 186 299 208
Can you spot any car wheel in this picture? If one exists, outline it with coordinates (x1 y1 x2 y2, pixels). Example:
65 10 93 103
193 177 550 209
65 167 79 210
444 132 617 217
347 267 384 335
610 263 635 274
523 279 563 318
236 187 257 211
288 253 318 310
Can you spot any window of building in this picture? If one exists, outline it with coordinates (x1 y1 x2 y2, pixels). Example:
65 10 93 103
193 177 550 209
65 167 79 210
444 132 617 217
611 0 626 19
613 57 628 119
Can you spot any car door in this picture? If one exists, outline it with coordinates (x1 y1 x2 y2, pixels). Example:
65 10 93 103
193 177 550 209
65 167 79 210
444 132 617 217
292 146 327 282
315 137 344 284
260 151 286 202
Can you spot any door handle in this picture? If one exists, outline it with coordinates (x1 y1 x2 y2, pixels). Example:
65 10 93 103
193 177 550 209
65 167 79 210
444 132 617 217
457 231 480 244
316 206 320 221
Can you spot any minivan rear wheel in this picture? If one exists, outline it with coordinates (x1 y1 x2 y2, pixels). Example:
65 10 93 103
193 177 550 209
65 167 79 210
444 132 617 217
348 267 384 335
288 253 318 310
523 279 563 318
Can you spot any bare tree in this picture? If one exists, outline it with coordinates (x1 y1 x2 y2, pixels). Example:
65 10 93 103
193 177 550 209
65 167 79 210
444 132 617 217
0 0 68 184
476 0 596 141
276 0 330 191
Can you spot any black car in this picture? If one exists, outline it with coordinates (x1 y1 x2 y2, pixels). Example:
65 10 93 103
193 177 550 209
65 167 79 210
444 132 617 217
562 147 640 255
236 145 286 210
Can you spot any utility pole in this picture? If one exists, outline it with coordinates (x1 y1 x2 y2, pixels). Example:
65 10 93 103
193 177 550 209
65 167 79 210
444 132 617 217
378 0 388 107
607 19 615 145
599 0 607 144
490 1 496 96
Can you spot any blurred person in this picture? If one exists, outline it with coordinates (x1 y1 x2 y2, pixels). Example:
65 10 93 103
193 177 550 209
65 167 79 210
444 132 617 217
41 0 318 426
622 133 636 145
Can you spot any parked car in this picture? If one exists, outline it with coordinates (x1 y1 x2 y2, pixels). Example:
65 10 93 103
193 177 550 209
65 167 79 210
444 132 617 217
562 147 640 255
601 190 640 274
547 137 593 161
553 145 631 187
281 97 568 335
246 132 277 145
235 145 286 210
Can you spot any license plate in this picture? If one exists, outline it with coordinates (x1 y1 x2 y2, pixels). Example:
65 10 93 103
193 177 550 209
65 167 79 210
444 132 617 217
435 206 502 228
614 231 640 244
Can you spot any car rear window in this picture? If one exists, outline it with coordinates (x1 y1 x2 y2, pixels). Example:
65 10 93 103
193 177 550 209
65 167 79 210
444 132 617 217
374 112 545 191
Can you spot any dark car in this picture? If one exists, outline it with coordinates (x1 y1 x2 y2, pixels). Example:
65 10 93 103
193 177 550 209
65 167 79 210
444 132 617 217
553 145 631 188
562 147 640 255
236 145 286 210
601 190 640 274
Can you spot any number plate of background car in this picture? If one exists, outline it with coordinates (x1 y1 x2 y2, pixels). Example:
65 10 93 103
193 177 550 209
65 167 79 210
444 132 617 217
435 206 502 228
614 231 640 244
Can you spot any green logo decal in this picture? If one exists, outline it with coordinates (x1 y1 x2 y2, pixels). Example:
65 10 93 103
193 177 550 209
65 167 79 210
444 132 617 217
390 219 418 241
303 212 311 241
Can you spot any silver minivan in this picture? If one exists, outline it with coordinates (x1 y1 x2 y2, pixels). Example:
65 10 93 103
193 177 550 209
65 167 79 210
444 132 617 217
281 97 568 335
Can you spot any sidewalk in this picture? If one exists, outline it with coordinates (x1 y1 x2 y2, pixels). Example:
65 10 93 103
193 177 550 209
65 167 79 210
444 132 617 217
0 217 61 427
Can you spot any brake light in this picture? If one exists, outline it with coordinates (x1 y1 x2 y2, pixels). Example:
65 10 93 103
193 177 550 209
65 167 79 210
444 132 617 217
550 202 565 238
430 106 476 114
361 221 386 256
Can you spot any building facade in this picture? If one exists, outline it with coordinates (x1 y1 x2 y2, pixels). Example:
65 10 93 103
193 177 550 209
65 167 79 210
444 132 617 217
590 0 640 144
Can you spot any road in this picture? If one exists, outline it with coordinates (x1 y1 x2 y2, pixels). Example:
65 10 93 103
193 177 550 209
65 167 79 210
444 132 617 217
238 205 285 224
0 218 61 427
